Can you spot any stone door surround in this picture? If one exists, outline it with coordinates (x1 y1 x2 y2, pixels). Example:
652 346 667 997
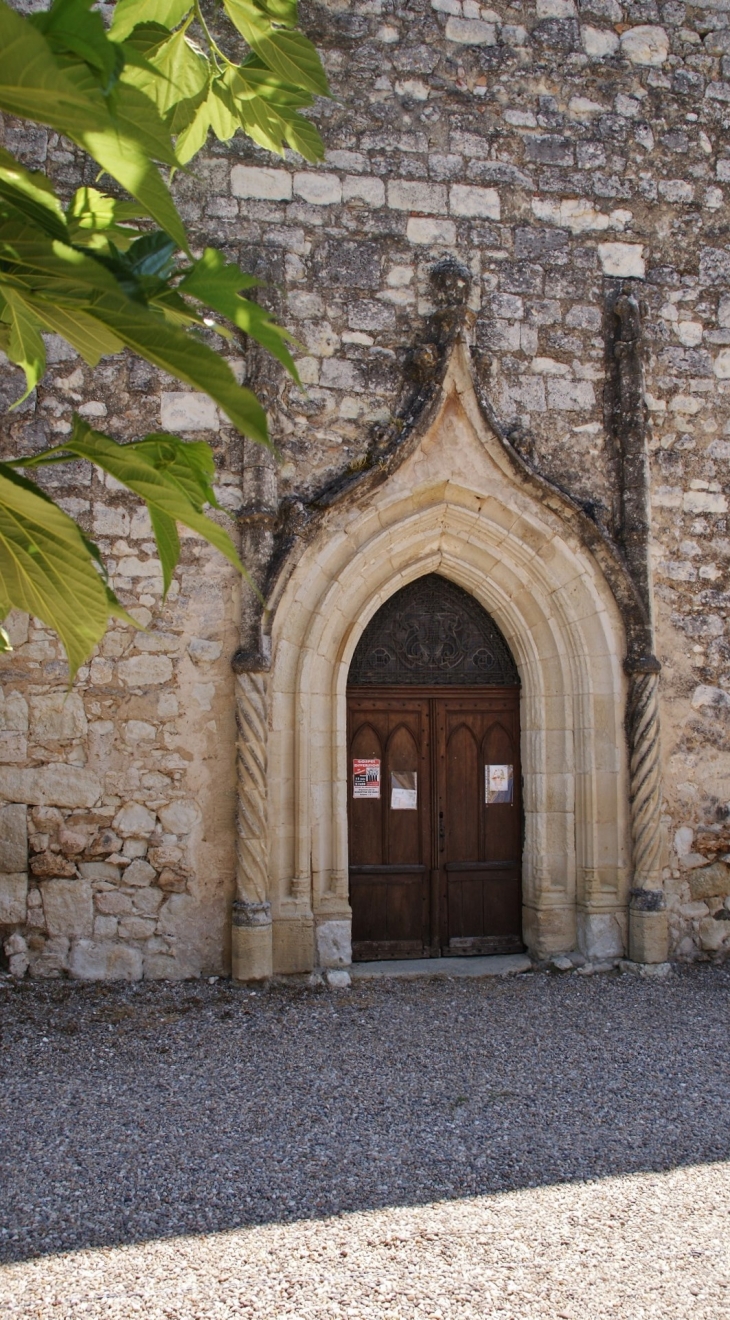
238 343 632 977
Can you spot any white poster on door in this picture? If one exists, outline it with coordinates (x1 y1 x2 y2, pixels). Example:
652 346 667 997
485 763 513 804
391 770 417 810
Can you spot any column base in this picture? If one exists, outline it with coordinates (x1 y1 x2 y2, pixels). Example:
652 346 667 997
522 903 577 959
231 900 272 982
629 894 668 965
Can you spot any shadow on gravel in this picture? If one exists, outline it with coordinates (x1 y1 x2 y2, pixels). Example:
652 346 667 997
1 964 729 1264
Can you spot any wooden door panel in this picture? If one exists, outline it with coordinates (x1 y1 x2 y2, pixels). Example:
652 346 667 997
349 720 384 867
385 723 421 865
347 696 430 960
348 687 522 960
438 694 523 956
445 722 480 861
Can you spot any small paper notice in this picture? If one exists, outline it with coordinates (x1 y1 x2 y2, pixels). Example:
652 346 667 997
353 758 381 799
391 770 417 810
485 763 513 804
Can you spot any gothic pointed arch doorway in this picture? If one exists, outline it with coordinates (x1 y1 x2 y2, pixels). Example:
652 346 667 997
346 574 523 960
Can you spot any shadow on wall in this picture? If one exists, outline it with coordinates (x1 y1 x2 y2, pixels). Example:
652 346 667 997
1 967 729 1264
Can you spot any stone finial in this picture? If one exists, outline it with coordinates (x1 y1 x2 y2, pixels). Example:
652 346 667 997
429 257 471 308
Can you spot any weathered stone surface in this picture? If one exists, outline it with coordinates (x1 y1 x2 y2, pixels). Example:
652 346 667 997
188 638 223 665
0 766 101 808
0 804 27 873
28 935 69 978
160 393 218 432
690 863 730 902
315 920 352 969
157 869 187 892
113 803 157 838
0 873 27 925
69 940 143 980
41 879 93 938
620 25 669 66
117 655 173 687
698 917 730 953
29 693 87 741
157 800 201 835
30 852 77 879
123 859 156 888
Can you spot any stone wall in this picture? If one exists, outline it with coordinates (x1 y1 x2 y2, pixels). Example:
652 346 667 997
1 0 729 974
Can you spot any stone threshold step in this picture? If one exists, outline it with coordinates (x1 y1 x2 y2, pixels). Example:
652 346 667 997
350 953 532 980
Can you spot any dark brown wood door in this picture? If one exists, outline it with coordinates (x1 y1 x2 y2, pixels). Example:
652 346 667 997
347 695 432 960
436 693 522 956
347 687 522 960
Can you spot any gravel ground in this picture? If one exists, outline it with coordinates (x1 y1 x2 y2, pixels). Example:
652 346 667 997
1 965 729 1318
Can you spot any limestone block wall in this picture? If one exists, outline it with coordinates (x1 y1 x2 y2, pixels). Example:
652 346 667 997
1 0 730 974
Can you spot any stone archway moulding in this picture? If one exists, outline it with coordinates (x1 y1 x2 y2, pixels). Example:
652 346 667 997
231 342 638 976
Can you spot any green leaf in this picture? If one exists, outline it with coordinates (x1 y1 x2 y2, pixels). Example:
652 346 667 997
223 0 329 97
66 186 146 252
148 506 180 597
0 623 11 654
258 0 299 23
0 461 130 677
0 1 107 127
110 0 193 42
174 96 212 164
179 247 298 376
31 0 123 95
0 3 188 252
83 294 270 443
208 79 240 143
109 80 180 168
1 288 46 404
0 148 68 242
15 295 125 365
18 420 249 596
137 27 209 117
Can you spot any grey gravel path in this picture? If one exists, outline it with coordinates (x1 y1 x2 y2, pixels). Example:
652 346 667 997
1 966 729 1318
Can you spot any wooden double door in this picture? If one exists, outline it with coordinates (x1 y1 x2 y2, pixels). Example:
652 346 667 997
347 687 522 961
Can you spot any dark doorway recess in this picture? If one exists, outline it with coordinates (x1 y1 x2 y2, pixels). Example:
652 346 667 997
347 575 523 961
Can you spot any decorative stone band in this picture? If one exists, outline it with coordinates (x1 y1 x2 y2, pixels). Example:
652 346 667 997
234 671 269 908
232 899 272 928
629 886 665 912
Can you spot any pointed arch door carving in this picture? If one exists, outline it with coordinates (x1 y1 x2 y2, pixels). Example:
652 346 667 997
347 578 522 961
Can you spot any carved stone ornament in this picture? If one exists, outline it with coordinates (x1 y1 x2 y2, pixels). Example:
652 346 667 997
348 574 519 687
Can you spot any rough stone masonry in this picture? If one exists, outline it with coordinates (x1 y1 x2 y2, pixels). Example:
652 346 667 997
1 0 730 978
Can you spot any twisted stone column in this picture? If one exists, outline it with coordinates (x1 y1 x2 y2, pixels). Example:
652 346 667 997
232 670 272 980
625 659 668 963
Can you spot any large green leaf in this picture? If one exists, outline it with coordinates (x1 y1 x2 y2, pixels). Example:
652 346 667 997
16 420 248 598
0 2 188 251
0 0 107 126
1 288 46 404
30 0 123 95
0 461 130 677
223 0 328 97
15 294 125 365
174 96 212 164
66 186 146 253
0 148 68 243
179 247 298 376
110 0 193 42
0 216 269 437
137 27 209 117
